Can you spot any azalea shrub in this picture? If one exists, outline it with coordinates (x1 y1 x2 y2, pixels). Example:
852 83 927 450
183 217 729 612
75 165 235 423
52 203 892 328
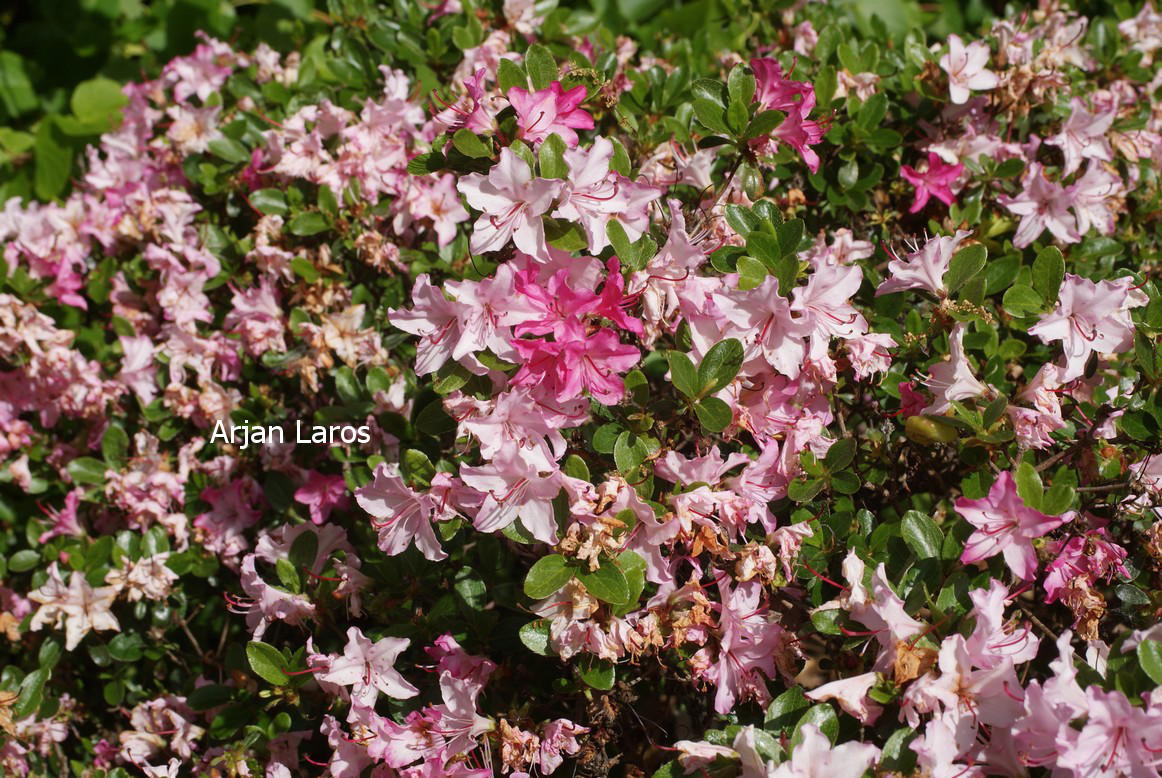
3 0 1162 775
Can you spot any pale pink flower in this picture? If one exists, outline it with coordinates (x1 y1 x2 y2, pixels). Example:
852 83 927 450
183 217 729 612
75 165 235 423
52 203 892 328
1046 98 1115 176
806 671 882 725
715 275 811 379
1027 273 1137 381
956 471 1072 580
456 148 565 260
460 452 563 543
997 164 1080 248
316 626 419 706
922 323 990 414
389 274 461 375
356 464 448 562
28 563 121 651
940 34 999 104
875 230 972 297
768 723 880 778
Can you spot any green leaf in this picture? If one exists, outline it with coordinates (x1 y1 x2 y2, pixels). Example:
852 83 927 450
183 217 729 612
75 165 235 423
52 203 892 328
692 98 730 134
994 158 1025 178
275 558 301 593
737 255 768 290
563 454 590 481
246 641 289 685
695 397 733 432
288 530 319 571
70 77 128 124
290 257 319 282
776 218 804 258
614 431 656 472
519 619 554 656
945 244 987 294
1002 284 1045 317
208 137 251 165
8 549 39 573
524 555 575 599
524 44 559 91
188 684 234 711
287 212 329 237
823 438 856 471
415 401 457 436
1138 639 1162 685
250 188 289 216
576 559 630 605
451 129 492 159
792 704 839 746
14 668 49 720
902 511 943 559
743 109 784 140
788 478 824 503
727 63 756 110
498 59 529 93
726 98 749 135
108 633 144 662
433 361 472 395
539 133 568 178
690 78 728 106
1015 461 1043 510
765 686 810 732
67 456 107 485
592 423 622 454
667 351 699 397
1042 480 1076 516
577 655 615 690
34 118 72 201
102 425 130 468
857 93 888 129
982 395 1008 429
406 152 446 176
698 338 744 396
1032 246 1065 306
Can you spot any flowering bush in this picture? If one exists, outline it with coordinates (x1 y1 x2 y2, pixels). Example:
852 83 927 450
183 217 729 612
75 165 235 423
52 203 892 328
3 0 1162 775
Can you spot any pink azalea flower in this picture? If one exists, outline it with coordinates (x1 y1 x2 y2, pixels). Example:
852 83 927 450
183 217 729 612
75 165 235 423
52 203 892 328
1042 528 1129 604
1056 687 1162 776
791 263 868 359
997 163 1080 248
389 274 460 375
939 34 999 104
315 626 419 706
408 173 470 248
459 452 563 543
1027 273 1137 381
875 230 972 298
507 82 594 146
750 57 825 172
1046 98 1115 176
955 471 1072 580
37 488 85 544
768 723 880 778
511 318 641 405
1068 161 1123 237
715 275 811 379
922 323 990 414
806 671 883 725
356 464 448 561
293 471 350 525
900 152 963 212
769 108 826 173
456 148 564 261
552 137 629 254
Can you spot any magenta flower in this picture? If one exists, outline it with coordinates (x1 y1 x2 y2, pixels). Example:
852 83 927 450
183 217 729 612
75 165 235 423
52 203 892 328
294 471 349 525
955 471 1072 580
511 318 641 405
900 152 963 213
507 82 594 146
